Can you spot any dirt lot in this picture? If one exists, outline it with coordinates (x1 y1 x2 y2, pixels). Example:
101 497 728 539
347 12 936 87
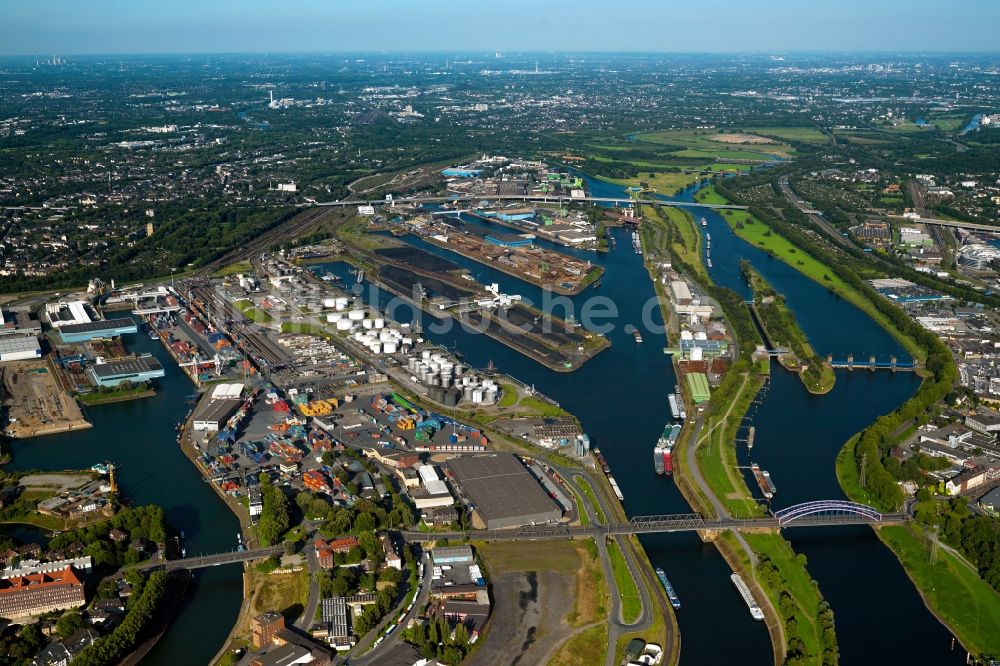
709 132 777 144
19 472 94 491
467 570 576 666
2 359 90 438
469 540 606 666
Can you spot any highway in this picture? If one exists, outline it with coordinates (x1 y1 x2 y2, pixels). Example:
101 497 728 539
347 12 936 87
307 193 749 211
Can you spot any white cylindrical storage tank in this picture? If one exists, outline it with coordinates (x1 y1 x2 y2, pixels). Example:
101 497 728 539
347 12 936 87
369 341 382 354
402 337 413 346
348 310 365 321
454 364 464 376
472 389 484 403
374 318 385 329
362 319 375 329
486 389 497 403
421 350 432 360
323 298 337 308
463 386 475 401
335 297 349 310
337 319 352 331
379 331 393 342
326 313 339 323
383 342 397 354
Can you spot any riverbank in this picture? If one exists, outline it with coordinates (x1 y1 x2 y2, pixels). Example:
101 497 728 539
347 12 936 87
119 570 193 666
76 388 157 405
836 435 1000 657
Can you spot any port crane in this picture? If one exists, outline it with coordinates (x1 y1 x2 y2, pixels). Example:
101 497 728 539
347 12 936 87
176 354 224 375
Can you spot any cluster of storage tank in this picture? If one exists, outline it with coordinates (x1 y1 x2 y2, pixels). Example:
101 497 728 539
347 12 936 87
406 351 499 404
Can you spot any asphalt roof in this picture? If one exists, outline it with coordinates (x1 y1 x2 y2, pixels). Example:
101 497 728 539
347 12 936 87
59 318 137 335
446 453 558 523
90 356 163 378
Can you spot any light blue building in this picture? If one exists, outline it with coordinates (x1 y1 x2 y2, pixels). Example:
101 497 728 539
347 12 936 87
87 355 164 387
57 318 138 344
441 168 482 178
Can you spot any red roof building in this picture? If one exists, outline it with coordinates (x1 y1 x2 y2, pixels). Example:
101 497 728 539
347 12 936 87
0 566 85 619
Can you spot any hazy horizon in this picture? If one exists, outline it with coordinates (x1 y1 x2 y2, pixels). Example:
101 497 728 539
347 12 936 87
3 0 1000 56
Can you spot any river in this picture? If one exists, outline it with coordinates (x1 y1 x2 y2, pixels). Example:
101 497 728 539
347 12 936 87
3 172 965 664
315 175 965 664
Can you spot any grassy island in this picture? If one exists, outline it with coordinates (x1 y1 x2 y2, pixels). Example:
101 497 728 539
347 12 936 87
742 261 835 394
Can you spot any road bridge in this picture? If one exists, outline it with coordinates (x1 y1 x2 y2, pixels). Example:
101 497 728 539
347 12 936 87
887 215 1000 235
308 193 750 211
132 545 285 572
404 501 906 542
133 503 903 570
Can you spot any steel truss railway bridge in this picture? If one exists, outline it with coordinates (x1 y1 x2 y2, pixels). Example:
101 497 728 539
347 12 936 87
135 502 900 571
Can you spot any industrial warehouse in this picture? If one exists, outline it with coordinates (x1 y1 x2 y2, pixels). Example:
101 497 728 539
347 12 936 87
445 453 563 529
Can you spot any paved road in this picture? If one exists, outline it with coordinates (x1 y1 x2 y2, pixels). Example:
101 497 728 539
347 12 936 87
340 552 432 666
295 545 322 631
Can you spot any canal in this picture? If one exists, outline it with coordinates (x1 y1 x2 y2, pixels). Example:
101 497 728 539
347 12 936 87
6 333 243 666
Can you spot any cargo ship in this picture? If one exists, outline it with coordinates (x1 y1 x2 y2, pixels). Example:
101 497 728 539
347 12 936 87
655 425 677 477
655 567 681 610
731 574 765 621
608 475 624 501
632 329 643 343
668 393 682 421
591 447 624 500
750 463 776 499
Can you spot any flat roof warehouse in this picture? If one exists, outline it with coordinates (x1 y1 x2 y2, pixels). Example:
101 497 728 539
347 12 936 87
446 453 561 530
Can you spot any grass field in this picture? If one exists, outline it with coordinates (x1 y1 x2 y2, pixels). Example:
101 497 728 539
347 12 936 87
549 624 608 666
837 436 1000 657
234 299 273 323
249 569 309 623
602 170 705 196
742 532 829 663
877 525 1000 657
741 127 830 145
612 535 675 666
695 372 767 517
212 260 252 278
497 382 518 408
606 538 642 624
636 129 795 159
576 477 606 524
643 204 708 282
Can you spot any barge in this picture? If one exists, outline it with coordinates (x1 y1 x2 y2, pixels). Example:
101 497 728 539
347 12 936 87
656 567 681 610
731 574 765 620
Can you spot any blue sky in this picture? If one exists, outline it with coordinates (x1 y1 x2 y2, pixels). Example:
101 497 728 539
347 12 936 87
2 0 998 55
